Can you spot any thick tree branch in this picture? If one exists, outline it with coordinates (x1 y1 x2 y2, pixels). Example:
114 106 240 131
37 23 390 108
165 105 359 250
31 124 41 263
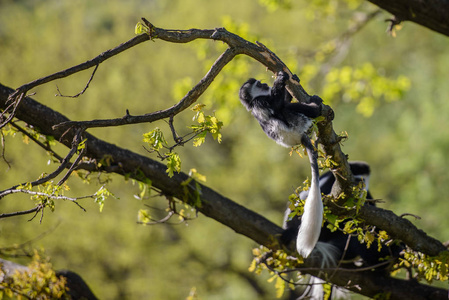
367 0 449 37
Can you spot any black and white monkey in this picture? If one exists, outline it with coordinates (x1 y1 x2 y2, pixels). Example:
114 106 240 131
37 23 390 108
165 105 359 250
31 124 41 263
283 162 402 299
239 71 323 258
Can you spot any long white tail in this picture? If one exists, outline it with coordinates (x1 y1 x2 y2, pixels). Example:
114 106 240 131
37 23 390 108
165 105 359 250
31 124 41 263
296 139 323 258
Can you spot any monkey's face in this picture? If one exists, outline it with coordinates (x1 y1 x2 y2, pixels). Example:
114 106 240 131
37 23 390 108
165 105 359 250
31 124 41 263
249 81 271 98
239 79 271 111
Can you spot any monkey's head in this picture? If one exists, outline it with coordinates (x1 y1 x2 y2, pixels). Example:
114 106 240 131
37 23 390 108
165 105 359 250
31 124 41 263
239 78 271 111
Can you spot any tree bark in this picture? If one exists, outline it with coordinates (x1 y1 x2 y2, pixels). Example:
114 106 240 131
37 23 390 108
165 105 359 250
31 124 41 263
367 0 449 37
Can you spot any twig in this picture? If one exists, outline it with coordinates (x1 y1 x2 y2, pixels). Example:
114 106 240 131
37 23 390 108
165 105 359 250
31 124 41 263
8 35 149 100
168 115 182 143
53 47 239 130
400 213 421 220
0 205 41 219
0 129 84 199
1 34 149 130
10 121 64 162
56 64 99 98
0 92 24 129
137 210 175 225
3 189 93 202
56 133 86 186
0 221 61 257
0 129 11 169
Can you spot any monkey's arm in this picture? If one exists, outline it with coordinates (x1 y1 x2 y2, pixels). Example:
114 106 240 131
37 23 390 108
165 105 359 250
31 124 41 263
286 95 323 119
271 71 289 102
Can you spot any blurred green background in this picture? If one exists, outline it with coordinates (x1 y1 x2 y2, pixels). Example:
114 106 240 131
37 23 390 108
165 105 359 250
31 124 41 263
1 0 449 299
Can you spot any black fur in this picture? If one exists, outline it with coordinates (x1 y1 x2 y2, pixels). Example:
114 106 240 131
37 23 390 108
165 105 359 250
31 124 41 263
239 71 324 258
239 71 322 149
282 161 402 268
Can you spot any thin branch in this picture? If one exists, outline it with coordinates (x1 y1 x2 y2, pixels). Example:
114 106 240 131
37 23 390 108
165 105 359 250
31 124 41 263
0 129 11 169
9 35 149 100
137 210 175 225
2 189 92 202
56 64 99 98
10 121 64 162
0 188 93 220
0 92 24 129
400 213 422 220
0 222 61 257
0 205 41 219
0 34 149 130
168 115 182 143
0 129 83 199
56 143 86 186
53 46 239 130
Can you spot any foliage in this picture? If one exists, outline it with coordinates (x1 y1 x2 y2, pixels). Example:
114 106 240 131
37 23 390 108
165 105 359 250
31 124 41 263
94 186 116 212
0 251 68 300
249 246 302 298
189 104 223 146
258 0 292 12
181 168 207 207
142 105 222 177
400 250 449 283
321 63 411 117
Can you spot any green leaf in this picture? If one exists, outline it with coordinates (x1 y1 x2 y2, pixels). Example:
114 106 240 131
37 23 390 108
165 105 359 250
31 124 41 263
134 180 152 200
274 276 285 298
343 220 356 234
188 168 206 183
143 128 167 151
77 138 87 152
137 209 151 224
94 186 115 212
191 103 206 112
134 21 149 35
192 131 207 147
166 152 181 177
189 105 223 146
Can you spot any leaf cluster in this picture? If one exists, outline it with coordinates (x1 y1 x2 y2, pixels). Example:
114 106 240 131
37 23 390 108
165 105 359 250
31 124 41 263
249 246 302 298
0 251 68 300
142 104 223 178
400 250 449 283
321 63 411 117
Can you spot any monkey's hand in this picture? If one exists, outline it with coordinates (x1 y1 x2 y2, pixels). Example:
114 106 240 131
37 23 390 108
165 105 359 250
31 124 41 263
271 71 290 100
309 95 323 106
275 71 289 83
